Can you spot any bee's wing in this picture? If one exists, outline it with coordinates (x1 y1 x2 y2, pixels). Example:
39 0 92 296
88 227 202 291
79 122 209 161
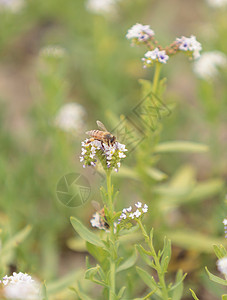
96 120 108 132
91 200 101 211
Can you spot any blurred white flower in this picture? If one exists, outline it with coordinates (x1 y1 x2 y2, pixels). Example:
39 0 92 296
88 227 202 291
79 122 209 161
0 0 24 12
193 51 227 80
40 45 66 58
1 272 41 300
86 0 117 13
217 257 227 277
176 35 202 59
126 23 155 45
54 102 86 133
206 0 227 7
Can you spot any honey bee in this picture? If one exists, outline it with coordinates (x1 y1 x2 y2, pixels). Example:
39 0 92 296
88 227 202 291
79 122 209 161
91 200 109 230
86 120 116 146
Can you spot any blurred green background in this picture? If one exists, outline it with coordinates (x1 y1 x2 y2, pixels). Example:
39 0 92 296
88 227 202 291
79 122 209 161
0 0 226 299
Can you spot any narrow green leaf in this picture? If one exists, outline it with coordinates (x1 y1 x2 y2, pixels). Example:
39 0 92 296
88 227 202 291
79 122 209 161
170 270 187 296
117 286 126 298
42 281 48 300
73 283 93 300
189 289 199 300
171 270 185 300
205 267 227 286
155 141 208 153
136 244 153 267
86 242 109 271
136 267 161 297
161 238 171 272
213 244 227 259
117 248 137 273
70 217 103 247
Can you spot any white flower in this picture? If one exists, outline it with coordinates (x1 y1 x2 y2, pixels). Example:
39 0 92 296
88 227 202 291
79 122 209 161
126 23 155 43
86 0 116 13
40 45 66 58
217 257 227 276
126 206 132 212
142 204 148 213
117 142 128 152
135 202 142 208
145 49 159 60
176 35 202 59
0 0 24 12
118 152 126 158
120 213 127 219
157 50 169 64
129 213 135 219
142 48 169 67
206 0 227 7
1 272 41 300
134 209 141 218
193 51 227 80
54 103 86 133
223 219 227 226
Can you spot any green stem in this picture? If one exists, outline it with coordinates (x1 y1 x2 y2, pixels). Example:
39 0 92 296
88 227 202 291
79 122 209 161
137 219 169 300
106 171 113 215
106 171 116 299
153 62 162 94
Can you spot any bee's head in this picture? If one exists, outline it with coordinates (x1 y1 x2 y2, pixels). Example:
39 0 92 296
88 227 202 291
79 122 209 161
110 135 116 144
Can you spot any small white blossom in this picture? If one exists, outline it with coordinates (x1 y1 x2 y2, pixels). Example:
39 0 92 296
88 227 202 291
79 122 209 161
206 0 227 7
134 209 141 218
1 272 41 300
217 257 227 277
142 48 169 67
126 206 132 212
176 35 202 59
118 203 148 224
129 213 135 219
126 23 155 44
40 45 66 58
135 202 142 208
142 204 148 213
223 219 227 226
54 103 86 133
193 51 227 80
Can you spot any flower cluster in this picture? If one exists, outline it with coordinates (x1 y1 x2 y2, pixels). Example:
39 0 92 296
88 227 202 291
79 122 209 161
217 257 227 277
223 219 227 238
54 102 86 133
80 139 127 172
118 202 148 224
193 51 227 80
126 23 155 45
142 48 169 67
0 272 41 300
176 35 202 59
126 23 202 68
